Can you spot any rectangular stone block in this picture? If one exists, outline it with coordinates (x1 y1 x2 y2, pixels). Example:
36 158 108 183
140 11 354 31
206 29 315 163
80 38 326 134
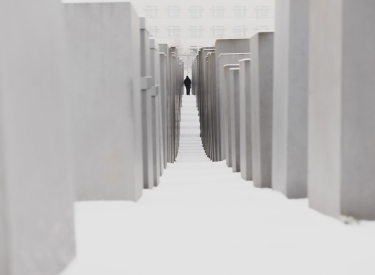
223 64 240 168
150 38 161 187
229 68 241 172
218 53 250 166
208 52 219 161
139 17 155 189
159 52 168 169
272 0 309 199
215 39 251 161
0 1 76 274
200 49 215 159
250 32 274 188
239 58 253 181
309 0 375 220
159 44 173 164
65 2 143 200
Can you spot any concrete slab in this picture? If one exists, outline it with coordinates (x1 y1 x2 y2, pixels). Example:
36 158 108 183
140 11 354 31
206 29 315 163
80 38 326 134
309 0 375 220
65 2 143 200
215 39 250 160
140 16 154 189
239 58 253 181
0 0 76 273
217 53 250 162
229 68 241 172
273 0 309 199
223 64 240 168
250 32 274 189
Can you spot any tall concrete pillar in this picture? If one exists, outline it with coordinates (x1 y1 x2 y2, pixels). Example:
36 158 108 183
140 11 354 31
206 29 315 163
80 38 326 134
200 49 215 159
239 58 253 181
309 0 375 220
0 0 75 274
273 0 309 198
159 44 173 164
140 17 154 189
65 2 143 200
208 52 219 162
170 51 177 162
215 39 251 161
250 32 274 188
229 68 241 172
217 53 250 162
223 64 240 168
150 38 161 186
159 52 168 169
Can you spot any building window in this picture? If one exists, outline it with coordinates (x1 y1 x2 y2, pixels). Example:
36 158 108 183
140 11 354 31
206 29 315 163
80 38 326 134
150 26 158 37
234 6 247 17
211 6 225 17
233 26 247 37
167 26 181 37
144 6 158 18
254 25 270 31
190 6 203 18
212 26 225 37
255 6 269 17
167 6 180 18
189 26 203 37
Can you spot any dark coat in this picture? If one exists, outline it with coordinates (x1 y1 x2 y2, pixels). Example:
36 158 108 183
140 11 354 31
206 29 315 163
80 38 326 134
184 77 192 87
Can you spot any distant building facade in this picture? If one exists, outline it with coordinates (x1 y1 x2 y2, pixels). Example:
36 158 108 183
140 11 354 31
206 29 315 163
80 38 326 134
132 0 275 54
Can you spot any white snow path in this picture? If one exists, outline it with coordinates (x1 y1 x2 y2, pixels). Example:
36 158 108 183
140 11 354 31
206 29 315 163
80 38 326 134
63 95 375 275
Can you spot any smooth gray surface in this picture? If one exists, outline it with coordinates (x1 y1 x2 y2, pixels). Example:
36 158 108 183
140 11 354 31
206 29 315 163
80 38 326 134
229 68 241 172
140 16 154 189
159 52 168 169
250 32 274 189
159 44 173 163
223 64 240 168
65 2 143 200
272 0 309 198
0 0 75 274
199 49 215 160
309 0 375 220
150 38 161 187
215 39 251 161
239 59 253 181
218 53 250 163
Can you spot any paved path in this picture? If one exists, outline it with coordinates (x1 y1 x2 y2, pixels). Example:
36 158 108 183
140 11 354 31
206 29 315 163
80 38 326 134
63 95 375 275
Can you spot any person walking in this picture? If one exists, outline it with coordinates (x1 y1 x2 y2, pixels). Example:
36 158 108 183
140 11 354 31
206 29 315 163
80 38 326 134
183 76 192 95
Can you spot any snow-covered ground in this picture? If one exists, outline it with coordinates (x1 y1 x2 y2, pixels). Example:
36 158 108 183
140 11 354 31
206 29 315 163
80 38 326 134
63 95 375 275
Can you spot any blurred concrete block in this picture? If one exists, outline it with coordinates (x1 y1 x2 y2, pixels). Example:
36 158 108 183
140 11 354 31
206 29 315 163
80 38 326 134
273 0 309 199
0 0 75 274
159 52 168 169
239 58 253 181
139 16 155 189
208 52 219 161
64 2 143 199
150 38 162 186
159 44 173 164
250 32 274 188
223 64 240 168
229 68 241 172
309 0 375 220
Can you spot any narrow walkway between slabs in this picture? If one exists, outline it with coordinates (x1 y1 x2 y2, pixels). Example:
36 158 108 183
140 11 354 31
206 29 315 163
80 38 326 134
63 95 375 275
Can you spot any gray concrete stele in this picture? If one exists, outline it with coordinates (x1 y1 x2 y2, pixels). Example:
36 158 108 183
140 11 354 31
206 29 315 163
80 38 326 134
250 32 274 189
309 0 375 220
239 58 253 181
272 0 309 199
0 0 76 274
65 2 143 200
